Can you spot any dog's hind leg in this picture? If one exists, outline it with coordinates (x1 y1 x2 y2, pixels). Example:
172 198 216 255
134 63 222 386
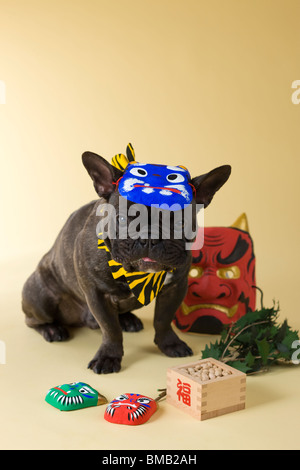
22 270 69 342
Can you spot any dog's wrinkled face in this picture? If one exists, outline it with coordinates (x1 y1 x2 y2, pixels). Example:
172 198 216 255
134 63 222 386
102 192 196 273
82 147 231 273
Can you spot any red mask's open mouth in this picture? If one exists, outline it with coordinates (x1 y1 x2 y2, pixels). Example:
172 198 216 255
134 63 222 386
181 301 238 318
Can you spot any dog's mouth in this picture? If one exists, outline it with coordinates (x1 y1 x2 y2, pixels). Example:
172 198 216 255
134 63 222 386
111 239 187 273
142 257 156 263
131 257 170 273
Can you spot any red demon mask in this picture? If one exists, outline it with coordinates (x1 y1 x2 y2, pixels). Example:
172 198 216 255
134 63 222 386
104 393 157 425
174 214 256 334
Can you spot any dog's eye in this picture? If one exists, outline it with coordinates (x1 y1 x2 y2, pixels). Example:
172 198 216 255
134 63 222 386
174 218 184 230
166 173 184 183
118 215 127 226
130 167 148 177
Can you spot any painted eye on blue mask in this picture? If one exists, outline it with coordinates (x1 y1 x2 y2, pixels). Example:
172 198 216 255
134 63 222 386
166 173 185 183
130 167 148 177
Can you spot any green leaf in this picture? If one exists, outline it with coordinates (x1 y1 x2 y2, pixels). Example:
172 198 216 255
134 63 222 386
201 342 222 360
200 298 299 375
276 342 290 360
244 350 256 367
226 361 252 373
282 330 300 349
220 328 229 342
269 325 279 337
255 338 270 365
276 319 288 343
256 327 272 341
234 310 262 329
235 331 252 345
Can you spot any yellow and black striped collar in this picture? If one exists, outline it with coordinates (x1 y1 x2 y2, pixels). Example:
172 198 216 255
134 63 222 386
98 238 168 306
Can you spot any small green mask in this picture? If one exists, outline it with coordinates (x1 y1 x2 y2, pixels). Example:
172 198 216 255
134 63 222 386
45 382 107 411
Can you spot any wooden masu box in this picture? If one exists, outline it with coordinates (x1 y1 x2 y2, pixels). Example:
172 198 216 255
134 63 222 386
166 358 246 421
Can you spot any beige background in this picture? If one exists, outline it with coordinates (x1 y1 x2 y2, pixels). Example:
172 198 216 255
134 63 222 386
0 0 299 450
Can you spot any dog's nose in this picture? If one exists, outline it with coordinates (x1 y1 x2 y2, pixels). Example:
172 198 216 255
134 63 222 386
150 239 160 246
139 238 148 247
138 238 161 247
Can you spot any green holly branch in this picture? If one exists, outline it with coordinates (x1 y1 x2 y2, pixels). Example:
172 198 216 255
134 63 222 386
201 300 300 374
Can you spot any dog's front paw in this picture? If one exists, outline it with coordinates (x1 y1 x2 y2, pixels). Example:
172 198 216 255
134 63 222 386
155 331 193 358
160 341 193 358
118 311 144 332
88 355 122 374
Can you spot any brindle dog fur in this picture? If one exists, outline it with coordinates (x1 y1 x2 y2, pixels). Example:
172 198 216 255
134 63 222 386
22 150 231 374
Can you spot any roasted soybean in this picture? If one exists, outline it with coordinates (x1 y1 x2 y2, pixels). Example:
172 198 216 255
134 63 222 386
180 362 232 382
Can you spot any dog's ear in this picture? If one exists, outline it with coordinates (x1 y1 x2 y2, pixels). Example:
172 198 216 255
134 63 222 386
191 165 231 208
82 151 123 198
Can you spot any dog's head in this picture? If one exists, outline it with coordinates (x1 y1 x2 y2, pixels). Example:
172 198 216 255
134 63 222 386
82 146 231 273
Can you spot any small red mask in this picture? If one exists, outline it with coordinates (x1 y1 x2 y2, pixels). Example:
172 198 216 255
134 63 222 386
104 393 157 425
174 214 256 334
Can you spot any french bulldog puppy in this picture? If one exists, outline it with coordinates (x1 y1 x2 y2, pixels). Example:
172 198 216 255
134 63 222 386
22 148 231 374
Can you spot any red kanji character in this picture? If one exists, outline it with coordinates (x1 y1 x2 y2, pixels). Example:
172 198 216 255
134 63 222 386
176 379 191 406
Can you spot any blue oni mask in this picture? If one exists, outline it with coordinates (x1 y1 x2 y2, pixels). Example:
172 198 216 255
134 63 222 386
117 162 194 210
